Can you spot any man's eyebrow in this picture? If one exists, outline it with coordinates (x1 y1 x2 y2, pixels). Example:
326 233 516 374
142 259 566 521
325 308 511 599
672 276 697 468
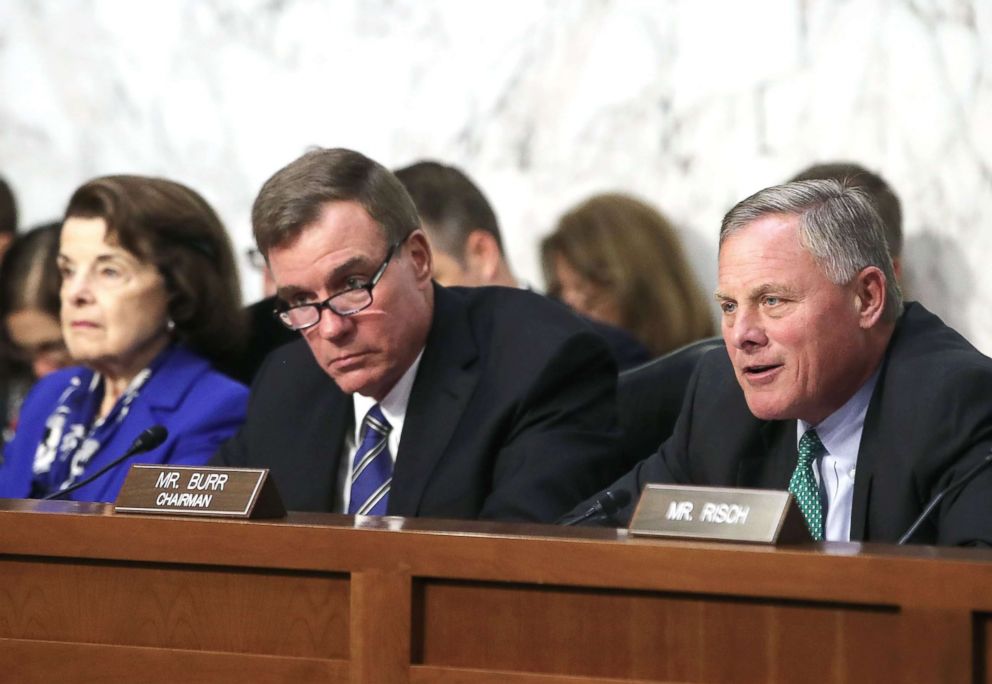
275 255 376 303
275 284 306 302
752 282 801 298
713 283 801 302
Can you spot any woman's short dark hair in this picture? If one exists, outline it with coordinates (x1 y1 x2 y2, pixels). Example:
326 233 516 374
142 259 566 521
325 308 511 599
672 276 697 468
64 175 244 365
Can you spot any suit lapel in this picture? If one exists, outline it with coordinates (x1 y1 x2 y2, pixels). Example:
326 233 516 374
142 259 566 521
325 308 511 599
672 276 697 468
849 466 874 541
141 345 207 412
388 286 480 515
93 345 200 472
849 359 891 541
321 392 353 509
113 399 164 455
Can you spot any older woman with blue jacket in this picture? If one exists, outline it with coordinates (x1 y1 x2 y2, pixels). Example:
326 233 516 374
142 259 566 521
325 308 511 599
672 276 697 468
0 175 248 502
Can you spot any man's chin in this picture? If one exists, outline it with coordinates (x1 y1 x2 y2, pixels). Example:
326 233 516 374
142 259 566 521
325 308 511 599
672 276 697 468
329 367 395 400
743 394 794 421
330 372 372 396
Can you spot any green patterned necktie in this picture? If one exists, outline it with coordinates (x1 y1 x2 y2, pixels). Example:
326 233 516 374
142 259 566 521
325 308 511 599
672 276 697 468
791 429 826 541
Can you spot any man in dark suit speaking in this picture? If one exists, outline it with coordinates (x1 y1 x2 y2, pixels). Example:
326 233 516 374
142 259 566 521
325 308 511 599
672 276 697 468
212 147 623 521
580 179 992 545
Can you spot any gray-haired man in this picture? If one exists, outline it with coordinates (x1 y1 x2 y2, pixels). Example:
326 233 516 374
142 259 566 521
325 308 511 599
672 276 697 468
576 179 992 546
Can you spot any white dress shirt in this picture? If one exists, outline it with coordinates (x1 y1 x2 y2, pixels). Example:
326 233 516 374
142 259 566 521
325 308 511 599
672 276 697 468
796 369 880 542
333 350 424 514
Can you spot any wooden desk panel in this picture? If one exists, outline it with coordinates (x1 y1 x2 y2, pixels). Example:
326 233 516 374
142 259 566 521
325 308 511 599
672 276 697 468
414 580 897 682
1 641 345 684
1 499 990 683
0 558 349 657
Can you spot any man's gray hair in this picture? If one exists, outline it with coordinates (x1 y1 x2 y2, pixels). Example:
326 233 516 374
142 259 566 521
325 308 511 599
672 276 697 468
720 179 903 323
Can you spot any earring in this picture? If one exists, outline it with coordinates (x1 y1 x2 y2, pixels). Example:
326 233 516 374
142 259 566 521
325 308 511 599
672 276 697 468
166 318 176 333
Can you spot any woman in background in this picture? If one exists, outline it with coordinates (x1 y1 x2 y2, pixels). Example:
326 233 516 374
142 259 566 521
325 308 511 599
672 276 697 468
1 224 71 376
0 175 248 501
541 193 715 358
0 223 72 449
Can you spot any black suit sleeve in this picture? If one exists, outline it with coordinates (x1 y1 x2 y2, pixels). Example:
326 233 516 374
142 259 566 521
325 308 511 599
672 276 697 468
477 330 627 523
210 350 281 468
563 350 707 526
210 342 305 470
928 363 992 546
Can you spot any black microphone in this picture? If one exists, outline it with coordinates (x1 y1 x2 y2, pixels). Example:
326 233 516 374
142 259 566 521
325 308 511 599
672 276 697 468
560 489 632 526
897 450 992 544
42 425 169 501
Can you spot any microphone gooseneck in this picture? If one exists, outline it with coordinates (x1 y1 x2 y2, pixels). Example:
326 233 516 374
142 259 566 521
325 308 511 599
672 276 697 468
897 450 992 545
561 489 632 527
41 425 169 501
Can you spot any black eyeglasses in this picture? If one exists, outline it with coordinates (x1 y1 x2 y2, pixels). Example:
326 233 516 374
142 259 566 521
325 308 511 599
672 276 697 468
274 241 401 331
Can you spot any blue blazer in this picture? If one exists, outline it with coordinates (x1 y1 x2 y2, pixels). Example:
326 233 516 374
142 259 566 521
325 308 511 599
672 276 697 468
0 345 248 503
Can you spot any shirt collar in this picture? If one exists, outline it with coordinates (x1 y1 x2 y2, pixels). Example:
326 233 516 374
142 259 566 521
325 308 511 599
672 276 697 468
797 366 881 455
352 348 424 440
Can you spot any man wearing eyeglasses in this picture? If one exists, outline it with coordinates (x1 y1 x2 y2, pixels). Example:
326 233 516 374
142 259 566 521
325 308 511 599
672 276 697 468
212 147 623 520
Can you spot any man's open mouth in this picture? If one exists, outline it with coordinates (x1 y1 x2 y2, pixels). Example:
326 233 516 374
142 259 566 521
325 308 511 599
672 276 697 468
744 363 782 375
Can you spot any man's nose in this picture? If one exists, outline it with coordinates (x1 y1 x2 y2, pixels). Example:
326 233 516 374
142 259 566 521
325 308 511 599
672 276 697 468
726 307 767 350
314 304 353 341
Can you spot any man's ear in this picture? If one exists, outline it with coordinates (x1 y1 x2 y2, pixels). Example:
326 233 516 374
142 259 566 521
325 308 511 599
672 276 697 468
463 230 502 283
854 266 887 328
405 230 434 285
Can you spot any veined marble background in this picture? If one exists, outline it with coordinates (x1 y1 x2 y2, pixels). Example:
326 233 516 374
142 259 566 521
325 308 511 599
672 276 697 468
2 1 990 352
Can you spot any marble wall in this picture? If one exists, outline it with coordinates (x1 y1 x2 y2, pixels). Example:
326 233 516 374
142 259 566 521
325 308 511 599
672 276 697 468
2 0 990 351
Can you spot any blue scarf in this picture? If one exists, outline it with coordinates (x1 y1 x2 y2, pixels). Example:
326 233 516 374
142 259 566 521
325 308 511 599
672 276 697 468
30 346 172 497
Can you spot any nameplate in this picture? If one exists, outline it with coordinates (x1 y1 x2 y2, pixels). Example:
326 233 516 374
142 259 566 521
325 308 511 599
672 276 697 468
114 465 286 519
628 484 810 544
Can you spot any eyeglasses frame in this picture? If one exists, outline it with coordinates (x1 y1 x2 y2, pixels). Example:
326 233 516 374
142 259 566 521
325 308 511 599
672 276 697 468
272 239 403 331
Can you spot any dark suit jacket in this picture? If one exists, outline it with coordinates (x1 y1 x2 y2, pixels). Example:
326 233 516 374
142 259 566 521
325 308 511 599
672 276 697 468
589 303 992 545
221 294 650 385
216 297 297 385
584 318 651 370
212 284 624 522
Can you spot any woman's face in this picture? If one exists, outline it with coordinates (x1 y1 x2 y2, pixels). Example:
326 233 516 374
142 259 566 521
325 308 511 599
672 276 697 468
58 217 171 380
4 308 72 378
552 254 622 327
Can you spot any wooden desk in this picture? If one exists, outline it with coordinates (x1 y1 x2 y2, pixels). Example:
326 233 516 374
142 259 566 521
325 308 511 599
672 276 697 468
1 498 990 683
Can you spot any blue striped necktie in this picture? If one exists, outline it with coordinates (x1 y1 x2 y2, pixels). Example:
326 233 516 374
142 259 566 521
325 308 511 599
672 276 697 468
347 405 393 516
